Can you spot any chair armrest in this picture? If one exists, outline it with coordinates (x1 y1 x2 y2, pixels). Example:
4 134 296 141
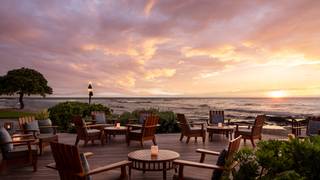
86 160 132 176
189 122 205 129
12 134 34 138
83 152 94 158
173 159 224 170
86 124 105 129
196 149 220 156
126 124 142 128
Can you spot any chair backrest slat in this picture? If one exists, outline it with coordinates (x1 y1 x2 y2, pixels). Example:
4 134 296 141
142 115 159 137
226 135 242 161
251 115 266 136
177 114 191 132
306 116 320 136
209 110 224 124
50 142 84 180
18 116 36 131
72 116 88 137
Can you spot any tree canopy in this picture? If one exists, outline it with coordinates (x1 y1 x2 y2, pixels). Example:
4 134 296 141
0 67 52 109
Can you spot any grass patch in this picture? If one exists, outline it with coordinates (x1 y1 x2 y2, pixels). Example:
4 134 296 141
0 109 35 119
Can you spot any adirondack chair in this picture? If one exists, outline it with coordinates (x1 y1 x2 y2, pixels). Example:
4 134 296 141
47 142 132 180
73 116 105 146
208 110 230 126
0 127 38 172
126 114 159 147
234 115 266 147
177 113 206 143
292 116 320 138
173 135 242 180
18 116 58 155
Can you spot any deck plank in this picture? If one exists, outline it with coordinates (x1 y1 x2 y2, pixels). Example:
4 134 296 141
0 132 285 180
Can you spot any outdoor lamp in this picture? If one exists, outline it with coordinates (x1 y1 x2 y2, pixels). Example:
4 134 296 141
88 82 93 105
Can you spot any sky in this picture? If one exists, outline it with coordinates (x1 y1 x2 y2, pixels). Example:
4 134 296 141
0 0 320 97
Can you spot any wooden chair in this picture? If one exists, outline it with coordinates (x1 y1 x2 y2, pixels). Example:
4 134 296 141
234 115 266 147
73 116 105 146
177 113 206 143
18 116 58 155
0 127 38 172
127 114 159 147
293 116 320 138
208 110 230 126
47 142 132 180
173 135 242 180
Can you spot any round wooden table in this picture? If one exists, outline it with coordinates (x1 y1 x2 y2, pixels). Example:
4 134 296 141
207 125 234 141
104 126 127 143
128 149 180 180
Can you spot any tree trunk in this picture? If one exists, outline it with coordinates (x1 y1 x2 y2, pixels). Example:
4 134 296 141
19 92 24 109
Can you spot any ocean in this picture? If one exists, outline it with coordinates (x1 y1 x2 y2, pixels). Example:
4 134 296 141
1 97 320 124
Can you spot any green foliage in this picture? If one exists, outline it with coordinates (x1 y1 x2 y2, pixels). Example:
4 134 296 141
48 101 112 132
35 109 50 120
0 67 52 96
118 108 179 133
233 147 259 180
0 67 52 109
0 109 34 119
233 136 320 180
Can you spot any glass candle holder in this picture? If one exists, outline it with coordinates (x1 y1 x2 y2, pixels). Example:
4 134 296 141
151 145 159 156
218 123 223 127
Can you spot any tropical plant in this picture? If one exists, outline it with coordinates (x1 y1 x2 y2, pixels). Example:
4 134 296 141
0 67 52 109
233 136 320 180
118 108 179 133
35 109 50 120
48 101 112 132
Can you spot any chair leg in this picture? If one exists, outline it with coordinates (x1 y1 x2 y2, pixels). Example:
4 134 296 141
91 140 94 144
195 137 197 142
251 138 256 147
202 134 205 143
152 137 157 145
186 137 190 144
127 139 130 146
84 140 88 146
39 143 43 156
140 140 144 147
179 133 183 141
200 153 205 163
178 165 184 180
32 155 37 172
120 165 127 179
0 160 7 174
75 136 80 146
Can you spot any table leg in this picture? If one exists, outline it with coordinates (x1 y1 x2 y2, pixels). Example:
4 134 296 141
163 162 167 180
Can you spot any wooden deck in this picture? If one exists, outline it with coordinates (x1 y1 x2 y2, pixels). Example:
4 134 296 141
1 132 285 180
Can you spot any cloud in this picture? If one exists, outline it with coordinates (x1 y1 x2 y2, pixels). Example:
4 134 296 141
144 68 176 80
0 0 319 97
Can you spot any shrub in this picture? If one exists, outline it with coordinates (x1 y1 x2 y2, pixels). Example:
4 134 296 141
48 101 112 132
118 108 179 133
35 109 50 120
233 136 320 180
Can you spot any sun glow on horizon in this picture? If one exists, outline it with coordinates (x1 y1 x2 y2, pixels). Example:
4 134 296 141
268 90 287 98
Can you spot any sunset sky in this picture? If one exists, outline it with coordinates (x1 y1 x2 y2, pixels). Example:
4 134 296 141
1 0 320 97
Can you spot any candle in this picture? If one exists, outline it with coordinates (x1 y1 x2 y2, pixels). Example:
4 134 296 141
218 123 223 127
151 145 159 156
116 123 121 129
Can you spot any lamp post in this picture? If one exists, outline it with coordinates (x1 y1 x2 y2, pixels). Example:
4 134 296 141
88 82 93 105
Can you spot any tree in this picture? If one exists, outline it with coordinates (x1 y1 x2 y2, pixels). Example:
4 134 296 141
0 67 53 109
